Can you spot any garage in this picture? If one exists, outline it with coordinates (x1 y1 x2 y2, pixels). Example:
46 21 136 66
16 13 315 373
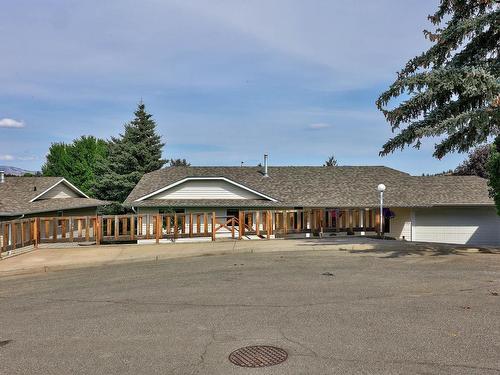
413 206 500 245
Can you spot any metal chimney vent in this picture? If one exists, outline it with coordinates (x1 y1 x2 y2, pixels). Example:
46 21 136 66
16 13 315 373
263 154 269 177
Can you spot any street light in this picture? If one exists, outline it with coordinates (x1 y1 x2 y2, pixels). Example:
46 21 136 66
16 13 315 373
377 184 386 236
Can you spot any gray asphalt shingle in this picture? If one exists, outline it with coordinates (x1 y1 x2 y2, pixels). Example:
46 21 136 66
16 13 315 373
125 166 493 208
0 177 108 216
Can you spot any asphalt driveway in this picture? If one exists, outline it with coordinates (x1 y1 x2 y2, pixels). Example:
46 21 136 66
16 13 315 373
0 246 499 374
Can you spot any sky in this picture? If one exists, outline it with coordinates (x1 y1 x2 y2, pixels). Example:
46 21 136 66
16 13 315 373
0 0 470 174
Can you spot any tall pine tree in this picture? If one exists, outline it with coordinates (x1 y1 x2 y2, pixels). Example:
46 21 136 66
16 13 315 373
94 102 166 202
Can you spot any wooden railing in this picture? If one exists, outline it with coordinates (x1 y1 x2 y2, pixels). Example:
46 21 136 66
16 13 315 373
0 208 383 254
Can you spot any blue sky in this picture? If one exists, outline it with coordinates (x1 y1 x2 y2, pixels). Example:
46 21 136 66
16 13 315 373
0 0 469 174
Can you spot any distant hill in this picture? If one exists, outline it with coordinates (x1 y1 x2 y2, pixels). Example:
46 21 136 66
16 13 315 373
0 165 37 176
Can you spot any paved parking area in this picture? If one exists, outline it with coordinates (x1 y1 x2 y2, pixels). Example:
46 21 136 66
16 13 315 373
0 242 499 374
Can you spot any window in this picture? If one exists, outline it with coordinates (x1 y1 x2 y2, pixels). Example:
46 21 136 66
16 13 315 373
159 208 185 215
226 209 239 218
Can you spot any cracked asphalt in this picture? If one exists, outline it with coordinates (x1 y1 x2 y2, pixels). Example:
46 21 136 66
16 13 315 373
0 248 499 374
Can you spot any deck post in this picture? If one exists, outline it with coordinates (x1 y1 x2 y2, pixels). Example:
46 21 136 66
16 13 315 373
34 218 40 248
267 210 272 239
189 213 193 238
231 217 235 239
211 212 216 241
174 214 178 240
283 210 287 238
256 211 260 236
114 215 119 240
131 215 135 241
96 216 101 245
156 214 161 244
2 223 8 252
238 211 244 240
69 218 74 242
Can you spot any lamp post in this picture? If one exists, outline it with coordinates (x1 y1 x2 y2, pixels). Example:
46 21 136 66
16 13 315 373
377 184 386 236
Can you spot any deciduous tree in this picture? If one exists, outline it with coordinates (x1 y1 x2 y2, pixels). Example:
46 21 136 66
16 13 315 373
42 136 108 196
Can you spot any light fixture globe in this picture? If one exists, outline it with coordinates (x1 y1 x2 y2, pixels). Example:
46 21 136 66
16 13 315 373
377 183 386 192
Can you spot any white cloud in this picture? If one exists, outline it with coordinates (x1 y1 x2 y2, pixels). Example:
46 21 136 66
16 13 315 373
0 118 25 128
307 123 331 130
0 154 15 161
17 156 38 161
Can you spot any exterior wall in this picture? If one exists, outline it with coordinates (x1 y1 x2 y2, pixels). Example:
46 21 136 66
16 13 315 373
413 206 500 245
388 207 412 240
36 183 81 199
150 180 263 200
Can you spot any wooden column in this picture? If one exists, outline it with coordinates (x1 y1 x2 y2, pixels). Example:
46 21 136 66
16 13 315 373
211 212 216 241
69 218 74 242
267 210 272 239
231 217 235 239
256 211 260 236
165 215 170 238
349 210 353 234
174 214 178 240
204 213 208 235
85 218 90 241
238 211 244 239
114 215 119 240
52 218 57 243
189 213 193 238
95 217 101 245
21 221 25 247
34 218 39 248
131 215 135 240
156 214 161 244
283 211 288 237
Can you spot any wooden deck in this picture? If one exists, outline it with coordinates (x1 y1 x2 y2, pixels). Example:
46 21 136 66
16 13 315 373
0 208 383 253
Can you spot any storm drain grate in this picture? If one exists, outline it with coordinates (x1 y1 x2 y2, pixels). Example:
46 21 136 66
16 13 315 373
229 345 288 368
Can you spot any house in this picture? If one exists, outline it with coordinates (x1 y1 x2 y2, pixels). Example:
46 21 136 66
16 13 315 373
0 171 108 220
125 162 500 246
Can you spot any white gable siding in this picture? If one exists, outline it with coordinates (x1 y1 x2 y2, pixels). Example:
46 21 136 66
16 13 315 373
388 208 412 240
413 206 500 245
149 180 264 200
36 182 81 200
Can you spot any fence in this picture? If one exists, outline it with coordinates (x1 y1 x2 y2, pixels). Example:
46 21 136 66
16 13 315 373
0 208 382 254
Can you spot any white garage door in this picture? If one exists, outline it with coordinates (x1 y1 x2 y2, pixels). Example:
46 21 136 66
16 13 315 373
414 207 500 245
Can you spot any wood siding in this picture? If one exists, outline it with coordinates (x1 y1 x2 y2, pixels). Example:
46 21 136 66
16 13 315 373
148 180 265 200
35 182 81 200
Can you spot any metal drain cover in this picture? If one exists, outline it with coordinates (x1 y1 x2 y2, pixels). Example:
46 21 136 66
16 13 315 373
229 345 288 368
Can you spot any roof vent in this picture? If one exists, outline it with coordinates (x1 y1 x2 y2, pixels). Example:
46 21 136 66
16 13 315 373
0 170 4 183
263 154 269 177
33 186 37 191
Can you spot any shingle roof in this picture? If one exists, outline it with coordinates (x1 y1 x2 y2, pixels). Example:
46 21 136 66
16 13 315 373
125 166 494 208
0 177 108 216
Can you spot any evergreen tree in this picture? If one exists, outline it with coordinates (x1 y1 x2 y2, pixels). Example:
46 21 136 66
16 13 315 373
487 140 500 214
94 102 166 202
169 158 191 167
454 144 491 178
376 0 499 159
323 155 338 167
42 136 108 196
376 0 499 212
